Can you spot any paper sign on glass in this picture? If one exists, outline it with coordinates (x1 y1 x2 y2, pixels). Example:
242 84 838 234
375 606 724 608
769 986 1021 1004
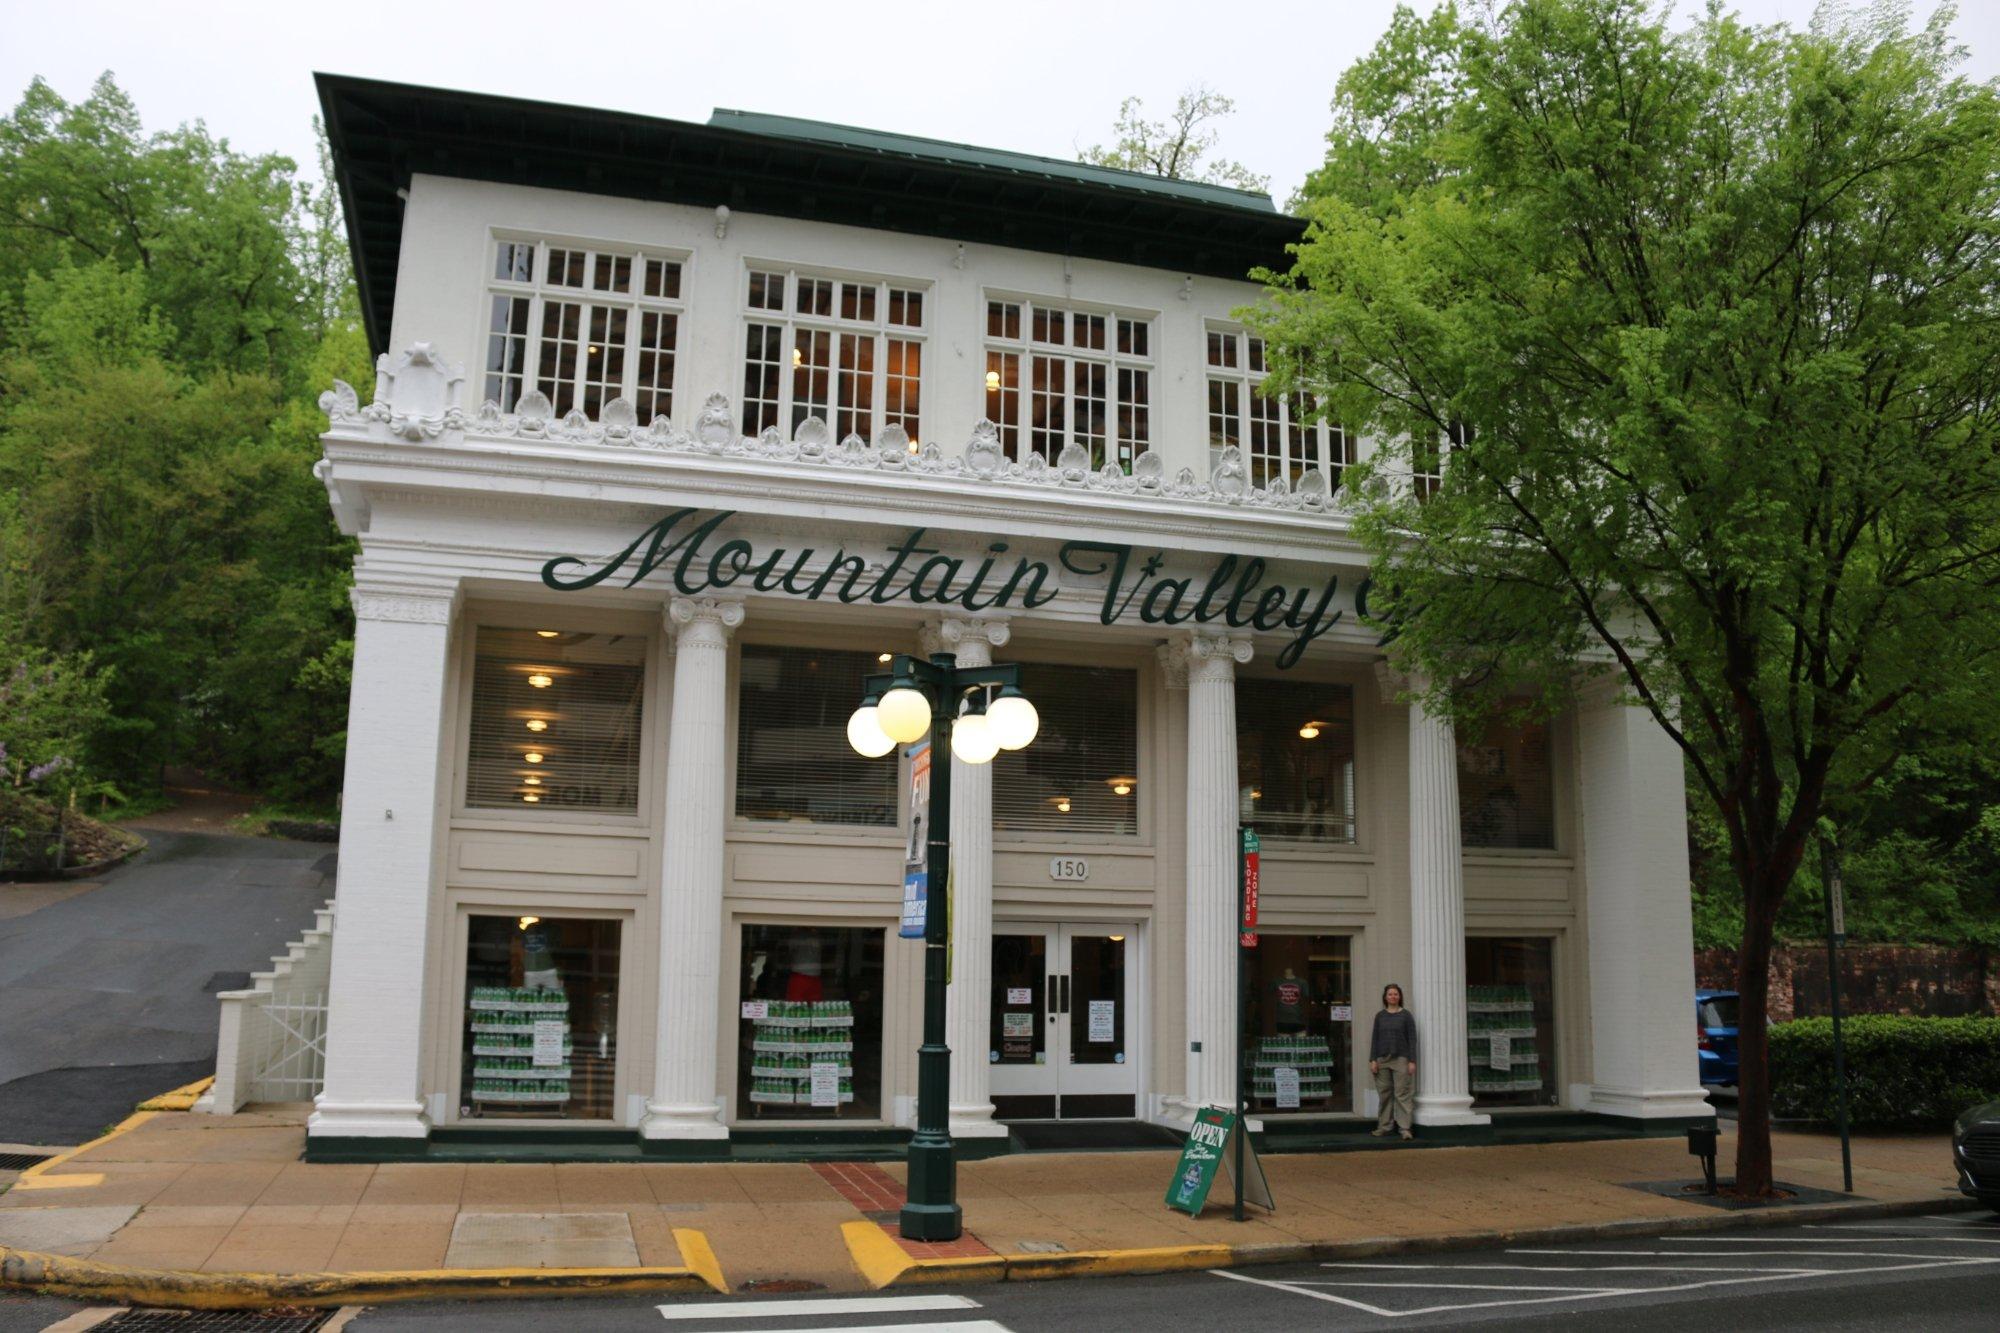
1274 1065 1301 1109
740 1000 768 1020
1002 1011 1034 1038
1489 1033 1511 1072
1006 987 1033 1004
1088 999 1115 1043
1329 1004 1353 1022
810 1062 840 1107
532 1019 565 1067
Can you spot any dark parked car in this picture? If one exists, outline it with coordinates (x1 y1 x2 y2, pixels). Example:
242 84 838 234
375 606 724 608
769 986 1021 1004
1954 1101 2000 1212
1697 989 1740 1087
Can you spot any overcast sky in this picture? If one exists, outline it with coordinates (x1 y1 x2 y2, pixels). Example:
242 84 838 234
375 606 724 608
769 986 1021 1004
6 1 1995 204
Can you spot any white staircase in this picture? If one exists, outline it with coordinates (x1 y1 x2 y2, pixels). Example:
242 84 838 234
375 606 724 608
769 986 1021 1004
195 899 335 1113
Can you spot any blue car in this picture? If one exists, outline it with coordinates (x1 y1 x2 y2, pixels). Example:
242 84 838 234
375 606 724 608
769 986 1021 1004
1697 989 1739 1087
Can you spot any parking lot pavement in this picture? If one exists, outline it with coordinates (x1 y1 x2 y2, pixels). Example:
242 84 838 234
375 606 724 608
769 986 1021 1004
1202 1210 2000 1327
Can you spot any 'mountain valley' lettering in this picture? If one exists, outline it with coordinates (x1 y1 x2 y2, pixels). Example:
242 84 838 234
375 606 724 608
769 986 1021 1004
543 509 1351 668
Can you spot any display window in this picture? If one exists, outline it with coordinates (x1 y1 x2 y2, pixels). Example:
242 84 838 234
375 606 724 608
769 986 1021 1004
1465 935 1558 1107
1457 718 1556 849
458 914 620 1121
1241 934 1354 1113
737 924 886 1119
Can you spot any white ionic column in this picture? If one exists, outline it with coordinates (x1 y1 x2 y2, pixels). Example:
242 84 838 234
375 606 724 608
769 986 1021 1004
310 583 459 1142
924 616 1012 1140
641 595 744 1142
1183 631 1251 1115
1399 672 1487 1126
1579 685 1713 1119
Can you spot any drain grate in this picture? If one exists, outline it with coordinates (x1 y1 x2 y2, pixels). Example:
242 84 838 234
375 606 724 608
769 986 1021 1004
96 1310 337 1332
0 1152 52 1170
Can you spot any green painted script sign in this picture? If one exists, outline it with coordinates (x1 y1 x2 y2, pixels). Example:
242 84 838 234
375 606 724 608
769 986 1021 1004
542 508 1363 668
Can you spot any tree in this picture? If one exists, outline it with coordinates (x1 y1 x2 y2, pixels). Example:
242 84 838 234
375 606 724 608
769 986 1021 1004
1254 0 2000 1195
1080 86 1271 192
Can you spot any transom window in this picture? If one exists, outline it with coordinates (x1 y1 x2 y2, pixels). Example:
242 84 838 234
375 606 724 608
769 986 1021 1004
984 298 1152 472
482 237 687 425
740 268 927 445
1205 326 1353 490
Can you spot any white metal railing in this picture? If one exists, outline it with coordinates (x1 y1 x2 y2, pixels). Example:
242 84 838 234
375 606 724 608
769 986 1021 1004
196 900 335 1114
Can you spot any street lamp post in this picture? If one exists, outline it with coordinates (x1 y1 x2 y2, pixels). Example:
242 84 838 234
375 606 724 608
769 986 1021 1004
848 652 1037 1242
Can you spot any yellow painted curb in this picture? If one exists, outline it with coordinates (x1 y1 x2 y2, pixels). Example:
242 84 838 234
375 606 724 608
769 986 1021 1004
673 1227 728 1294
839 1221 1223 1290
137 1077 214 1112
0 1246 720 1310
9 1111 155 1192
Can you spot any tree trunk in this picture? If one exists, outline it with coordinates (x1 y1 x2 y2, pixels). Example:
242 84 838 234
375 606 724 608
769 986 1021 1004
1733 900 1778 1196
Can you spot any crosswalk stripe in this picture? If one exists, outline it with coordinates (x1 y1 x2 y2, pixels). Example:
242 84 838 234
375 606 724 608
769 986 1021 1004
657 1294 981 1321
734 1324 1011 1333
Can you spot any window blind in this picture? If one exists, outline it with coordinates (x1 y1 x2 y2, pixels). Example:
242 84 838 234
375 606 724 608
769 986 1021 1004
1235 678 1357 843
1458 717 1556 849
736 645 899 826
991 663 1138 835
465 627 646 813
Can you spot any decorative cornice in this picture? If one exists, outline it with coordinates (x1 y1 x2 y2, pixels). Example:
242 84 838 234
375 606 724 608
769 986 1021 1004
323 353 1349 519
350 587 458 625
667 595 745 639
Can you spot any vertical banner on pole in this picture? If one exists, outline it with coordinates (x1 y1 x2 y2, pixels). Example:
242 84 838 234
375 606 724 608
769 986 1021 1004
899 741 931 939
1240 828 1261 948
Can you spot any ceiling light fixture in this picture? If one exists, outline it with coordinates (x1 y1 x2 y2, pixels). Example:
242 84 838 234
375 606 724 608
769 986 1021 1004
526 719 548 732
528 672 553 689
524 751 545 765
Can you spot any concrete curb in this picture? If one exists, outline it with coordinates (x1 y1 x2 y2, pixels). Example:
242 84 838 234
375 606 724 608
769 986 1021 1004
841 1194 1989 1290
0 1245 725 1309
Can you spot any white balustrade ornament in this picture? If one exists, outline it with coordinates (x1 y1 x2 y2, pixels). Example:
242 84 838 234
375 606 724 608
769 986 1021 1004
321 349 1345 517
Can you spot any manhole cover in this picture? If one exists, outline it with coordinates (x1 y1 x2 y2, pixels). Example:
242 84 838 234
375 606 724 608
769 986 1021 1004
96 1310 336 1332
739 1279 827 1294
0 1152 53 1170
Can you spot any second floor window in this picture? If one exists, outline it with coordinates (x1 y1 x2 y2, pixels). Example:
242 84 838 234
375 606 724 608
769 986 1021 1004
984 299 1152 472
1206 327 1353 490
483 238 687 424
740 268 927 444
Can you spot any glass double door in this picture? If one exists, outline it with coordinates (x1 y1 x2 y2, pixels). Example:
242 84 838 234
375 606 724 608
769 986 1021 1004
989 924 1137 1120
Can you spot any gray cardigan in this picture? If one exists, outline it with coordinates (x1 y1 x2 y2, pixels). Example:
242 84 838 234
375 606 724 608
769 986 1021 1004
1370 1008 1418 1062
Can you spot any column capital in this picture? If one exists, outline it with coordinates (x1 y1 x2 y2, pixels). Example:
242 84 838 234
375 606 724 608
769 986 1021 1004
1183 630 1252 684
350 583 459 625
666 595 745 640
1156 639 1190 690
918 615 1010 663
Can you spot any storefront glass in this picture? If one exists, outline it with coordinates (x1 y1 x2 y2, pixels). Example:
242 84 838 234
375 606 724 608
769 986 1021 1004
992 663 1138 834
737 924 886 1119
1465 935 1558 1107
1457 718 1556 849
1242 934 1354 1113
736 645 899 826
1236 678 1357 843
459 914 620 1120
466 627 646 812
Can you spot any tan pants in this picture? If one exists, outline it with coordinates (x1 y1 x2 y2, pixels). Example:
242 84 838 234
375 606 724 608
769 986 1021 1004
1373 1055 1414 1131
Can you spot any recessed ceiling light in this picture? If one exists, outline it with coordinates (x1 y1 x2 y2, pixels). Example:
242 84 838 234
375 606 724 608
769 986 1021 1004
526 719 548 732
524 751 545 764
528 673 553 689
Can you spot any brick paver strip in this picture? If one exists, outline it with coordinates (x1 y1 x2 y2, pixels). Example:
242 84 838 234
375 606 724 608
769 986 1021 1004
811 1162 997 1259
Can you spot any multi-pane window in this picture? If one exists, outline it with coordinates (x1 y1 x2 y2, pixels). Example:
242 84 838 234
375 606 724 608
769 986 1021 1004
1414 421 1472 501
1206 326 1350 490
482 238 686 425
1236 678 1358 843
991 663 1139 835
736 645 900 826
740 268 927 444
1457 715 1555 850
984 299 1152 471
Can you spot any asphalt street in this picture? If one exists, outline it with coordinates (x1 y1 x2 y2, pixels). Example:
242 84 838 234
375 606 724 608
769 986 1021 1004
0 829 332 1146
5 1207 1967 1333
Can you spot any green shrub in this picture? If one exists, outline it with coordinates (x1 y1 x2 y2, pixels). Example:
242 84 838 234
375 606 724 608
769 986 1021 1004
1770 1015 2000 1129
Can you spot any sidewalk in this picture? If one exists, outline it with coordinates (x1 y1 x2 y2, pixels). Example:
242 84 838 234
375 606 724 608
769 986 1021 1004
0 1098 1968 1306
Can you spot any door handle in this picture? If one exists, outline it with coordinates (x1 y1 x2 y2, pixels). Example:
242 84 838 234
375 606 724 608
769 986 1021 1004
1059 975 1071 1014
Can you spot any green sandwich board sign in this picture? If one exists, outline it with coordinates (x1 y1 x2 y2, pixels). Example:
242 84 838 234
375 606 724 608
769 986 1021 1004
1166 1106 1274 1216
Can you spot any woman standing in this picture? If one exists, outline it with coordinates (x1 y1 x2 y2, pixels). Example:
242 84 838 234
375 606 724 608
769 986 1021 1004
1369 983 1417 1140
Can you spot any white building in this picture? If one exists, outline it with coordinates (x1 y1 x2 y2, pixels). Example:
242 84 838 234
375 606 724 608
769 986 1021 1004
304 75 1711 1159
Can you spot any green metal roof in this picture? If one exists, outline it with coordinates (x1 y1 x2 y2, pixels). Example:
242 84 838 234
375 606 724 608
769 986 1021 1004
707 108 1280 215
317 74 1306 355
